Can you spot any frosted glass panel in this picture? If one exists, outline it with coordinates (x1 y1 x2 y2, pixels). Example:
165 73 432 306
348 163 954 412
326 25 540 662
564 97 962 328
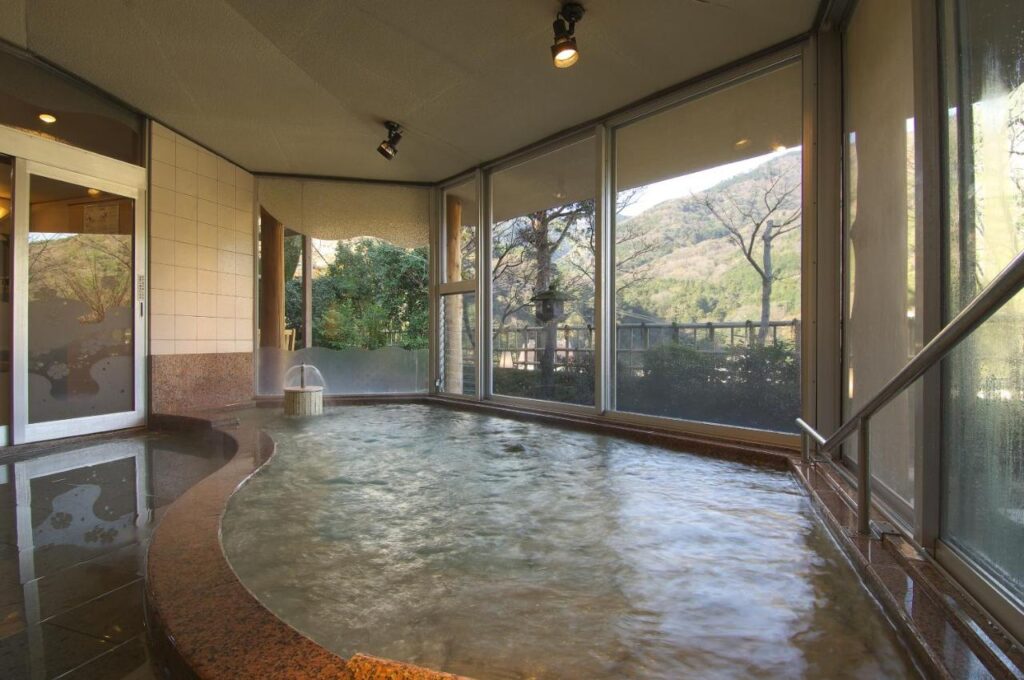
257 346 427 395
613 63 802 432
941 0 1024 603
28 175 134 424
842 0 919 508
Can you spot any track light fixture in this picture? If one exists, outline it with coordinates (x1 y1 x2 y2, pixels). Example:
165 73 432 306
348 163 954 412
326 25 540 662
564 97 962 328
377 121 403 160
551 2 585 69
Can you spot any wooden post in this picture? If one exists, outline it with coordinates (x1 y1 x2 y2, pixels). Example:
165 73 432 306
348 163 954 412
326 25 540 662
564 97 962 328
259 208 285 349
444 195 463 393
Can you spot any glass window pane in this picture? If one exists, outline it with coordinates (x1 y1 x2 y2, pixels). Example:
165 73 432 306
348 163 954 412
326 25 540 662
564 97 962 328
283 230 304 348
440 292 476 396
0 49 143 165
444 179 477 282
491 138 596 406
29 176 135 423
842 0 919 508
613 63 802 432
308 235 430 394
940 0 1024 603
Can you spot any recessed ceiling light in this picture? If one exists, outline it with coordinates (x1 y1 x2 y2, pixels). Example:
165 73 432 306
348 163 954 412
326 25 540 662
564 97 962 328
377 121 403 160
734 138 751 149
773 144 788 152
38 113 57 124
551 3 585 69
87 188 102 197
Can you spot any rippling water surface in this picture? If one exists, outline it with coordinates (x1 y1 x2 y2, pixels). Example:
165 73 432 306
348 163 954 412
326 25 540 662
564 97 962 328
222 405 916 679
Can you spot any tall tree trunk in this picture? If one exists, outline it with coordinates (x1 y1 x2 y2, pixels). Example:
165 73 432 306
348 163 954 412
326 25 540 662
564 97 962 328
532 213 556 399
758 223 774 346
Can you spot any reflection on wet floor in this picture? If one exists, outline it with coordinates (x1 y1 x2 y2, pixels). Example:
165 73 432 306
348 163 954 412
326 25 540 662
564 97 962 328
0 430 231 680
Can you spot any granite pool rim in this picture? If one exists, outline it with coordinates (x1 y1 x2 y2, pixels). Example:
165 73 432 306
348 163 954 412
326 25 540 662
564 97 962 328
143 398 1023 680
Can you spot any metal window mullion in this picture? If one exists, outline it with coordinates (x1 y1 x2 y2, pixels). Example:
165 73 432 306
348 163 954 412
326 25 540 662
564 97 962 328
597 124 615 414
134 184 147 424
801 37 820 429
815 28 844 441
429 186 441 393
912 0 945 553
302 234 312 349
11 158 28 444
476 169 490 401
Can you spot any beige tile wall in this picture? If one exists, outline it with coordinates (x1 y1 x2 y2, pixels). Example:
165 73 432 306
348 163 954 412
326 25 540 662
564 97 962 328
149 122 255 355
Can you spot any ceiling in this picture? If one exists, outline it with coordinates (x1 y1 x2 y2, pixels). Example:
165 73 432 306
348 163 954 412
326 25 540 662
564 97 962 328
0 0 818 183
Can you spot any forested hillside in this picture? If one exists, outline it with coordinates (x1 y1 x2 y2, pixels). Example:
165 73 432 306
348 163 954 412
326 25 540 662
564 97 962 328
614 150 801 324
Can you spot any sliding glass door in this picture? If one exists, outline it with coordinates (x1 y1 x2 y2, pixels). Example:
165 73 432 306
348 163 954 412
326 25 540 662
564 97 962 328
8 155 146 443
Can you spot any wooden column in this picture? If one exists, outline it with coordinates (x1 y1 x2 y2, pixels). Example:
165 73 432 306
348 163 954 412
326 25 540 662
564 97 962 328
259 208 285 349
444 195 463 393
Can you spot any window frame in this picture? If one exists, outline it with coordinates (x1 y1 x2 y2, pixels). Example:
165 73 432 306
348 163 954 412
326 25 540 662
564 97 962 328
431 43 812 450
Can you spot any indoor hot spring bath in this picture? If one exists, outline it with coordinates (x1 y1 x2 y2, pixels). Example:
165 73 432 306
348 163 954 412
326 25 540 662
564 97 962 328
221 405 918 679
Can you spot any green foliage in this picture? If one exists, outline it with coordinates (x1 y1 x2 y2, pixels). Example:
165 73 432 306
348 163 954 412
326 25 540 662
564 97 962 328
284 235 302 281
491 342 800 431
286 238 428 351
493 352 595 405
617 342 800 431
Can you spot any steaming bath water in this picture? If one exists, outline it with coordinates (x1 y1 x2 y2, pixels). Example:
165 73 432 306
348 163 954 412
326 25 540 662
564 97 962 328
222 405 916 679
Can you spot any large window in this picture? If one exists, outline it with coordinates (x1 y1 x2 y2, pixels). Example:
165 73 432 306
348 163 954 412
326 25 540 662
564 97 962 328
491 138 596 406
613 63 803 432
940 0 1024 606
440 177 478 397
842 0 919 511
256 180 430 395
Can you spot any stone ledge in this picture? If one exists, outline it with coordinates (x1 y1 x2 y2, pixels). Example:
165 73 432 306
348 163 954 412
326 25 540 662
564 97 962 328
791 459 1024 680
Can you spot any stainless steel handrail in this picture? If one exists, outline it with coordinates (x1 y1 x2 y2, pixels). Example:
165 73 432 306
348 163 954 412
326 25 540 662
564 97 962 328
797 247 1024 535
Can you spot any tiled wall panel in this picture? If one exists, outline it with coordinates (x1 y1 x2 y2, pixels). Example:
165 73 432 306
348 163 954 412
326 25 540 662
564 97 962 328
149 122 255 356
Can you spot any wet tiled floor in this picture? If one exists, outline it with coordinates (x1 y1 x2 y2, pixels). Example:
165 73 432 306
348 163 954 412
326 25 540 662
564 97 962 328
0 429 231 680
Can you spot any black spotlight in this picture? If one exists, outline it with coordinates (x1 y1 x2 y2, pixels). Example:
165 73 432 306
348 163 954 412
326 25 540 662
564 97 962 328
377 121 403 160
551 3 585 68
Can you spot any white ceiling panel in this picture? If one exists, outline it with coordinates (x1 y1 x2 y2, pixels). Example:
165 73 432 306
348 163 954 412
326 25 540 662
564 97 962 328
7 0 818 182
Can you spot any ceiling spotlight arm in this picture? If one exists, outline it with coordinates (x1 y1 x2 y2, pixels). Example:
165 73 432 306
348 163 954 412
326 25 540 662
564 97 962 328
559 2 586 26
